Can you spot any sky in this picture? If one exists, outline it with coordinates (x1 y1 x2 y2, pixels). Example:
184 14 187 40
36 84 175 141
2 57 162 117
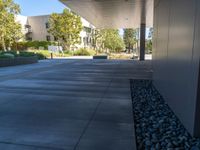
14 0 66 16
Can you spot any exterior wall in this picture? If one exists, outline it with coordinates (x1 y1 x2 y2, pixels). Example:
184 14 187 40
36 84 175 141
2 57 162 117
195 62 200 137
75 18 94 49
153 0 200 137
193 0 200 136
15 15 28 35
27 15 50 41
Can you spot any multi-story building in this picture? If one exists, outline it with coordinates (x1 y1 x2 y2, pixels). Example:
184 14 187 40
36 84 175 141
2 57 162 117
15 15 95 49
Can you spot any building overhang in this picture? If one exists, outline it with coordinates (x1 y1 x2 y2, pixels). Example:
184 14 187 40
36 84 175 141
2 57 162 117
59 0 154 29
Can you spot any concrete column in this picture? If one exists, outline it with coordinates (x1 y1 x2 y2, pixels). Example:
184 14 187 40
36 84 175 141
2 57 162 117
140 23 146 61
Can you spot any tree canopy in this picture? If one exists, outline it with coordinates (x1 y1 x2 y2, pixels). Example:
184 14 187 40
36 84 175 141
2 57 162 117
147 27 153 54
101 29 125 53
48 9 83 50
0 0 22 51
123 28 137 53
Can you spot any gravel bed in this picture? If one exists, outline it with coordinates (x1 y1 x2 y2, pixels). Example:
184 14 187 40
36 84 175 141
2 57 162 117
130 80 200 150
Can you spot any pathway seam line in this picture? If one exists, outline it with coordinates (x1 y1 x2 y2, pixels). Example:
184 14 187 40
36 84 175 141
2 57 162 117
73 61 121 150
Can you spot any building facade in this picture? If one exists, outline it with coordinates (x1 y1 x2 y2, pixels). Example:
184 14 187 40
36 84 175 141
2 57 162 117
16 15 95 49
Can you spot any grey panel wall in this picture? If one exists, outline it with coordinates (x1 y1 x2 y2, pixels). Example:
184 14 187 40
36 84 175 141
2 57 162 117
193 0 200 137
153 0 200 137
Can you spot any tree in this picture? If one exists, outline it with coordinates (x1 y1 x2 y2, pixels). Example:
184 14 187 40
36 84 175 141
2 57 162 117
148 27 153 39
91 29 102 51
147 27 153 54
6 16 23 48
48 9 83 50
101 29 125 53
123 28 137 53
0 0 22 51
146 40 152 54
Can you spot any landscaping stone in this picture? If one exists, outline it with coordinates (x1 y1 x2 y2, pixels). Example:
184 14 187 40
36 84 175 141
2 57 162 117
130 80 200 150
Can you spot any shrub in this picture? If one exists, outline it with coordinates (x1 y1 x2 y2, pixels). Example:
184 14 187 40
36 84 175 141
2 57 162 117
64 50 73 55
0 51 18 57
35 53 47 60
12 42 27 50
28 41 58 49
28 50 50 58
19 51 35 57
0 53 15 59
11 41 58 50
0 50 46 60
19 51 46 60
21 50 47 60
74 48 96 56
4 53 15 58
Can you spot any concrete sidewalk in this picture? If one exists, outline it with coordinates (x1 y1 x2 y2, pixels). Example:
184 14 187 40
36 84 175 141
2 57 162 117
0 59 152 150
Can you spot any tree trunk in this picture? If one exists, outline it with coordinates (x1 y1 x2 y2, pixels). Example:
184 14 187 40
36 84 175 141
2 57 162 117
128 42 131 54
94 40 98 55
2 37 6 51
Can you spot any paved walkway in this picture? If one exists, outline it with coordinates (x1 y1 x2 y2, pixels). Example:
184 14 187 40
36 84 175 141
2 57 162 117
0 59 152 150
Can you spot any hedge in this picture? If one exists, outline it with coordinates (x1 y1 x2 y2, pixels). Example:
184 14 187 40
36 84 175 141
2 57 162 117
0 51 46 60
11 41 58 50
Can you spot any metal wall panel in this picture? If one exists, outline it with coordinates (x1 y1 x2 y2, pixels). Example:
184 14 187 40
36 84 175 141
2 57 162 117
193 0 200 137
153 0 200 136
153 0 170 92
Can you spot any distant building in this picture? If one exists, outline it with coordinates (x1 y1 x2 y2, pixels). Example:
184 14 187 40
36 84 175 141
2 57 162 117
15 15 95 49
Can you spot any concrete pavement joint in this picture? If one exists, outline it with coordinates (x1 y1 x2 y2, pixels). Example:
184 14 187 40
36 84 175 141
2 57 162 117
73 61 121 150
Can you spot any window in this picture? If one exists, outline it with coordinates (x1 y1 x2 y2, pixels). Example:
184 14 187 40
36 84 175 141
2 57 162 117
54 36 58 41
83 37 87 45
84 37 89 45
84 27 92 33
46 35 51 41
25 24 31 28
45 22 50 29
89 37 92 44
26 37 32 41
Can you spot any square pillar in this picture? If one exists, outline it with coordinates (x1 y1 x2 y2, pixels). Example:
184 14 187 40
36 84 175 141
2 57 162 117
140 23 146 61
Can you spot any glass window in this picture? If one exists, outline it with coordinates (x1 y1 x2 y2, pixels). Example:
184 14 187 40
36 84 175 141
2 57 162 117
26 37 32 41
84 27 92 33
54 36 58 41
46 35 51 41
46 22 50 29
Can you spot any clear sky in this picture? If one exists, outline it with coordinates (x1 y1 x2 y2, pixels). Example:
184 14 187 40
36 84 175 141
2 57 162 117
14 0 66 16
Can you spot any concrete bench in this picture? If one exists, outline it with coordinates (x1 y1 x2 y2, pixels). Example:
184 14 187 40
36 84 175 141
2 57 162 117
93 55 108 59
